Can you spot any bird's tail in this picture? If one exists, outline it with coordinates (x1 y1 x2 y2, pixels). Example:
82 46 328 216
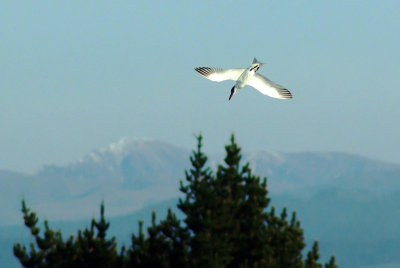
252 57 264 65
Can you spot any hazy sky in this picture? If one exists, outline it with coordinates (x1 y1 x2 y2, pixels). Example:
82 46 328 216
1 1 400 172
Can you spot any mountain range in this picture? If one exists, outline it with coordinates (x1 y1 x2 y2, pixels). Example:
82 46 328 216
1 137 400 267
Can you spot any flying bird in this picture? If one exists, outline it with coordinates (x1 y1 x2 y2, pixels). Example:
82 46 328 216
195 58 293 101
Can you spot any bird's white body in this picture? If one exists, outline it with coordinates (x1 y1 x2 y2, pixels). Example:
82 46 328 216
195 58 292 100
236 69 250 89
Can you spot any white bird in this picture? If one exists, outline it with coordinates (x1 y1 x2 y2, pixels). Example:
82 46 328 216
195 58 293 101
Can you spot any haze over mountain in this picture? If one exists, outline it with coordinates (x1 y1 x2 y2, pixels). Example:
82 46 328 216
0 138 190 225
2 137 400 226
1 137 400 267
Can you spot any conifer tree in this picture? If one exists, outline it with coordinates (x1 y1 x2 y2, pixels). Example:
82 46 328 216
305 240 322 268
178 134 313 268
14 134 338 268
128 209 189 267
325 255 338 268
14 200 122 267
178 134 221 267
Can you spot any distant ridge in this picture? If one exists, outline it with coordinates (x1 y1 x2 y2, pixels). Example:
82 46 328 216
1 137 400 267
1 137 400 226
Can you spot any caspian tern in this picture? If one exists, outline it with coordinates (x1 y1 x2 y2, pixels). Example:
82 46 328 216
195 58 293 101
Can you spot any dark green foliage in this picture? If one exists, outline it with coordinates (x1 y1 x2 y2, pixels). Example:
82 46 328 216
178 134 311 268
127 209 189 267
304 240 324 268
324 255 338 268
14 134 338 268
14 201 123 267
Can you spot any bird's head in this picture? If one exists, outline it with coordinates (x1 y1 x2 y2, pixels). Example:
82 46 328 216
229 86 236 101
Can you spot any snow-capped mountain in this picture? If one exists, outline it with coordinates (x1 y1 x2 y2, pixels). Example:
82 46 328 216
37 137 189 189
1 137 400 226
0 138 189 225
1 137 400 267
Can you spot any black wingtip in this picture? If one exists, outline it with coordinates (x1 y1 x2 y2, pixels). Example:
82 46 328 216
282 88 293 99
195 67 212 76
195 67 204 74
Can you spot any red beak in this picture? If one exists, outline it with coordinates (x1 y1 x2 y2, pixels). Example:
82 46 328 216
229 91 234 100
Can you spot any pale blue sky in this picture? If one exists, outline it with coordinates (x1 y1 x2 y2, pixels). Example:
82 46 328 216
1 1 399 172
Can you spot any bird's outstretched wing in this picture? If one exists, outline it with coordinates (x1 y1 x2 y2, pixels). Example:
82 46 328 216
195 67 245 82
247 73 293 99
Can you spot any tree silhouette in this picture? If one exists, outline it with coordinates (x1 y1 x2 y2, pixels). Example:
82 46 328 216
14 134 337 268
178 134 309 267
14 201 123 267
